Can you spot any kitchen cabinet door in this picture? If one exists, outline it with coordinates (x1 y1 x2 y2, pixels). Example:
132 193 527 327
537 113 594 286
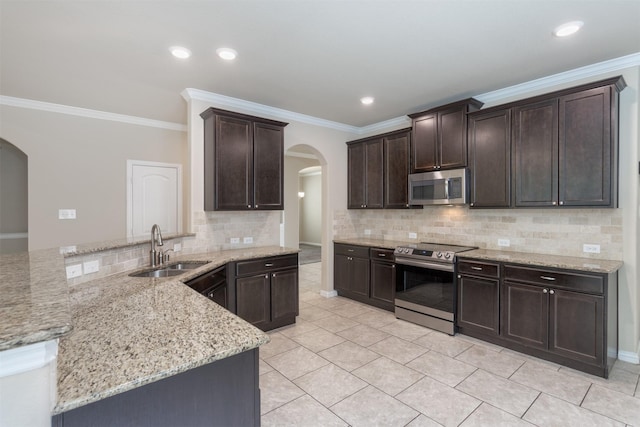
253 122 284 209
439 105 468 170
347 143 366 209
365 139 384 208
384 130 411 208
549 289 604 365
501 281 548 350
468 108 512 208
370 256 395 310
411 113 438 172
559 87 613 207
236 274 271 330
333 245 370 299
513 99 559 207
347 139 383 209
458 275 500 336
271 268 299 322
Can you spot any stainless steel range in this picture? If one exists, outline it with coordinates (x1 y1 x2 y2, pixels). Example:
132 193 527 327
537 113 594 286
394 242 476 335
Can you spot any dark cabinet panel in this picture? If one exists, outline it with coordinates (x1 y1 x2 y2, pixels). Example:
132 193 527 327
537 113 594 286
467 109 512 208
347 128 412 209
559 87 613 206
502 281 549 350
409 98 483 172
253 122 284 209
234 254 298 331
334 253 369 297
201 108 287 211
370 248 396 310
513 99 559 207
549 289 603 365
384 130 411 208
458 275 500 336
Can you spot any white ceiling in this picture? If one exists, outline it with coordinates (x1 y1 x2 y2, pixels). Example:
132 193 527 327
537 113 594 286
1 1 639 128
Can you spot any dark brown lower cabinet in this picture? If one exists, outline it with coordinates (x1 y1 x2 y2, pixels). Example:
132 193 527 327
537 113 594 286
334 243 395 312
457 260 500 336
52 349 260 427
457 258 617 378
234 254 298 332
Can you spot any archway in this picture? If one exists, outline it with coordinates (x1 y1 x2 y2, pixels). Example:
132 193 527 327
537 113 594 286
0 139 28 253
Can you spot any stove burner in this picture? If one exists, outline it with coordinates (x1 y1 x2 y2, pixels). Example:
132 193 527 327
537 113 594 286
393 242 476 263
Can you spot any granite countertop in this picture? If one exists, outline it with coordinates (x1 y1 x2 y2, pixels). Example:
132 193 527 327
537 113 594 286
333 238 623 274
53 245 297 414
0 249 72 351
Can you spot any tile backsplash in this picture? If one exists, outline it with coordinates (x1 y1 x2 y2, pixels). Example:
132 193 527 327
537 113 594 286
333 207 623 260
191 210 281 251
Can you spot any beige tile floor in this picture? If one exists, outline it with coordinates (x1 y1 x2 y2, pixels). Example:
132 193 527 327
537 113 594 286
260 263 640 427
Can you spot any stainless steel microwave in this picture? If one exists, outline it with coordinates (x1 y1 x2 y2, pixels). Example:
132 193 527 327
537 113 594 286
408 168 468 205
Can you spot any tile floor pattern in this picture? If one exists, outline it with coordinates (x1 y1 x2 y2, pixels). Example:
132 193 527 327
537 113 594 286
260 263 640 427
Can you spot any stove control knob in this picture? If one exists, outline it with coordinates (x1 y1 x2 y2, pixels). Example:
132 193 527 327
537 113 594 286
436 252 443 258
445 253 451 259
405 248 411 254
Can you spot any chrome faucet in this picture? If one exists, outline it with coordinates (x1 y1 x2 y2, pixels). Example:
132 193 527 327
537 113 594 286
150 224 164 267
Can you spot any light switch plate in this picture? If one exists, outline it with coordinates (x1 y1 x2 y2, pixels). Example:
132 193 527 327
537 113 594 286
583 244 601 254
364 229 371 236
408 232 417 239
173 243 182 252
498 239 510 247
58 209 76 219
66 264 83 279
230 237 240 244
83 260 99 274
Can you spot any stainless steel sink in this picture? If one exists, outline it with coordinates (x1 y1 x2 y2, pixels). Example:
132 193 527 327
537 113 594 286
166 261 210 270
128 261 211 278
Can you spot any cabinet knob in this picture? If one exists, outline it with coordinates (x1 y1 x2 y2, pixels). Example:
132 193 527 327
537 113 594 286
272 273 276 278
256 204 259 208
457 275 461 279
552 201 557 206
549 289 555 295
265 274 269 279
543 288 548 294
470 203 474 207
247 204 252 208
559 201 564 206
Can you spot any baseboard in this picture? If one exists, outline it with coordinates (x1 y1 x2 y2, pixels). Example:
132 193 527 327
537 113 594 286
618 342 640 364
320 290 337 298
299 241 321 247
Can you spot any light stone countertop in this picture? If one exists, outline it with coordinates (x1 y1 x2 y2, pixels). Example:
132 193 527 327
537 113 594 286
333 238 623 273
0 243 297 415
53 245 298 414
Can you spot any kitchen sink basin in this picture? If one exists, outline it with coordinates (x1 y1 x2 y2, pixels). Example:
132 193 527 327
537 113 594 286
166 261 210 270
128 261 211 278
129 269 185 278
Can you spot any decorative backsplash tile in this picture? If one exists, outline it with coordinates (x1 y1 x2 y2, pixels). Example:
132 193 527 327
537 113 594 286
334 207 623 260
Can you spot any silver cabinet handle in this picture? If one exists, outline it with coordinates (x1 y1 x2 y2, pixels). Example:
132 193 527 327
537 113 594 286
543 289 548 293
549 289 555 295
265 263 274 267
378 253 386 257
348 249 354 252
540 276 556 281
471 266 483 271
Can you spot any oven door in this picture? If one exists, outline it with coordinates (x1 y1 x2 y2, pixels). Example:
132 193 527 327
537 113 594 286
394 259 456 321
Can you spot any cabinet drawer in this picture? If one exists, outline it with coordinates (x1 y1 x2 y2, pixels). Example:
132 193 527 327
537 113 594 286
236 254 298 277
371 248 394 262
334 244 370 258
504 265 603 295
458 260 499 278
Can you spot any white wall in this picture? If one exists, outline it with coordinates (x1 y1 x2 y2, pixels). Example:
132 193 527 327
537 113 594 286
0 139 28 253
0 106 187 250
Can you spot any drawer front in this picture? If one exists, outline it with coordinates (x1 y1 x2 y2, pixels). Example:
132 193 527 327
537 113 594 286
334 244 370 258
458 260 500 278
504 265 604 295
371 248 394 262
236 254 298 276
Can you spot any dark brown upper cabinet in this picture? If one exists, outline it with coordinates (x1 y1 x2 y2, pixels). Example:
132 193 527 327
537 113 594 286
512 77 625 208
409 98 483 173
467 108 512 208
347 128 412 209
201 108 288 211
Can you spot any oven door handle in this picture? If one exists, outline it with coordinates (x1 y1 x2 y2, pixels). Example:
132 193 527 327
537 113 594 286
394 257 454 272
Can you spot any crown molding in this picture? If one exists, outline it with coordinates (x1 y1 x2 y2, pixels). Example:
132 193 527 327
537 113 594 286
357 116 412 135
0 96 187 132
182 88 360 134
475 52 640 105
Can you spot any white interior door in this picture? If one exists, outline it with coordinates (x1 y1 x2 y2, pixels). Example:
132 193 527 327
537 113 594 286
127 160 182 238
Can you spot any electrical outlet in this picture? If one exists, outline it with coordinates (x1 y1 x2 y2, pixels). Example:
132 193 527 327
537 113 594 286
83 260 99 274
243 237 253 244
230 237 240 244
59 245 77 254
583 244 601 254
173 243 182 252
408 232 417 239
498 239 510 247
66 264 83 279
58 209 76 219
364 229 371 236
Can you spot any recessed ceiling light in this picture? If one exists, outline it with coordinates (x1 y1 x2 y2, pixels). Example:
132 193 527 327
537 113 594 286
216 48 238 60
360 96 374 105
169 46 191 59
553 21 584 37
